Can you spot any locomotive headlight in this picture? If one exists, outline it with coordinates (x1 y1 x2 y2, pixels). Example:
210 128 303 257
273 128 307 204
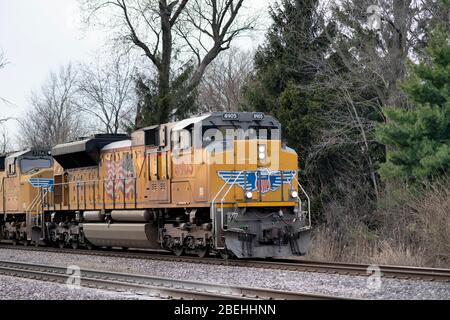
245 191 254 200
291 191 299 199
258 145 267 161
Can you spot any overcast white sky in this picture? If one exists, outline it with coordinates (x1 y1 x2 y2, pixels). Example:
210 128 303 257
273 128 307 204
0 0 272 147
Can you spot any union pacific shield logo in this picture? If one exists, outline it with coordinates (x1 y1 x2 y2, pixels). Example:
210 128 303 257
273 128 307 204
218 170 296 194
29 178 54 192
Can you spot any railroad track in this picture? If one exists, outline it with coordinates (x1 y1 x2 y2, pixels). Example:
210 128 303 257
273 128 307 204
252 259 450 283
1 243 449 283
0 260 347 300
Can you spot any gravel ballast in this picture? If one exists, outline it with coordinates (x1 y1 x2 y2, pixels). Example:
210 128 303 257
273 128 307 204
0 274 154 300
0 248 449 300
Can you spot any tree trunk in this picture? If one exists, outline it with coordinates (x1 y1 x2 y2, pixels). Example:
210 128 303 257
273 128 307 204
158 0 174 124
387 0 411 108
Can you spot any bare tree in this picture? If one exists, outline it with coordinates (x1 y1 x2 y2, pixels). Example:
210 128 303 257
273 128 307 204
81 0 256 124
298 0 443 200
0 118 12 125
325 0 435 109
18 64 88 150
0 50 10 106
198 47 253 112
76 54 136 134
0 125 10 154
0 50 7 70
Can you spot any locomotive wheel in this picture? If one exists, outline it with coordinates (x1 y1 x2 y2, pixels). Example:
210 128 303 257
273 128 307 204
58 241 65 249
219 250 232 260
23 240 30 247
197 247 209 258
173 246 184 257
71 241 79 250
86 243 94 250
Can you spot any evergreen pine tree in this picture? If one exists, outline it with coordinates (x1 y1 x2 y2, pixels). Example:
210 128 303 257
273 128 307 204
243 0 333 166
377 27 450 183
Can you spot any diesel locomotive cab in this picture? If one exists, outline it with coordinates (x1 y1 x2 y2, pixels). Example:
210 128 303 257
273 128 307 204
202 113 311 258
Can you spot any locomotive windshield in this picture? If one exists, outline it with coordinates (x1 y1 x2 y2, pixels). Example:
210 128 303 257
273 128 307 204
20 158 52 173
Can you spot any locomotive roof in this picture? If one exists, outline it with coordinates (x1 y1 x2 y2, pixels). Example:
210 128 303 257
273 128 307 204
5 149 30 160
5 149 50 161
52 134 129 169
102 140 132 151
136 112 280 133
178 112 280 129
171 114 211 131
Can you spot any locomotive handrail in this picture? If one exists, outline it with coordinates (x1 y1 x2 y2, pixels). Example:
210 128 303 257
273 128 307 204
294 173 312 230
26 187 49 215
220 171 246 233
51 177 137 187
51 177 138 210
25 192 41 215
210 170 245 250
26 187 49 239
210 170 244 217
25 192 41 230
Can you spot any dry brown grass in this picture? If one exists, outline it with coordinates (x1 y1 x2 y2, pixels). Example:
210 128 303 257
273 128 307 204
307 180 450 268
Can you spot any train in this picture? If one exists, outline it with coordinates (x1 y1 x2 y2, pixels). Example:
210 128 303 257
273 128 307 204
0 112 311 259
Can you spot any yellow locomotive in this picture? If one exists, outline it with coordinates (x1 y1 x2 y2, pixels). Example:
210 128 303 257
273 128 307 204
1 113 311 258
0 150 54 245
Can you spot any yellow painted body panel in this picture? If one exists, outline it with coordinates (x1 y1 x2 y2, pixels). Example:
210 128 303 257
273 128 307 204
0 168 53 215
51 140 299 212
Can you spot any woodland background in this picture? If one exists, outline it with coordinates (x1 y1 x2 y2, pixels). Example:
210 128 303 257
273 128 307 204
1 0 449 267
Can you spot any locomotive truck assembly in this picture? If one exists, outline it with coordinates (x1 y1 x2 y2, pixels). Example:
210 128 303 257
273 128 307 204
0 112 311 259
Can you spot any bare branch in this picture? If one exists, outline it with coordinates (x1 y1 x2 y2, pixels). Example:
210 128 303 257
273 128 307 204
182 0 256 89
18 64 88 149
81 0 255 124
0 50 7 70
76 54 136 134
198 47 253 112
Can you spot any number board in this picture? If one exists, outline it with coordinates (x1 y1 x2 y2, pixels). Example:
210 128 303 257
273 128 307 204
32 150 49 157
222 112 239 121
252 113 265 120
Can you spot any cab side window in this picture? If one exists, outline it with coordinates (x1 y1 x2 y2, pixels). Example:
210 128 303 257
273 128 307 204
8 161 15 176
172 129 192 152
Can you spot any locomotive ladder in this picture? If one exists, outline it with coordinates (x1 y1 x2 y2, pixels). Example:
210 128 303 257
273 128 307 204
211 170 245 250
26 188 49 240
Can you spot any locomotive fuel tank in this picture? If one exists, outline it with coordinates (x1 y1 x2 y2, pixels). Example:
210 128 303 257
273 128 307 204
83 211 106 222
82 223 160 249
111 210 152 222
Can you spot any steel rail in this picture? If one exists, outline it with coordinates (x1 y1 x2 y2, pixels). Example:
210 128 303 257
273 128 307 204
1 244 449 283
0 259 348 300
261 259 450 283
